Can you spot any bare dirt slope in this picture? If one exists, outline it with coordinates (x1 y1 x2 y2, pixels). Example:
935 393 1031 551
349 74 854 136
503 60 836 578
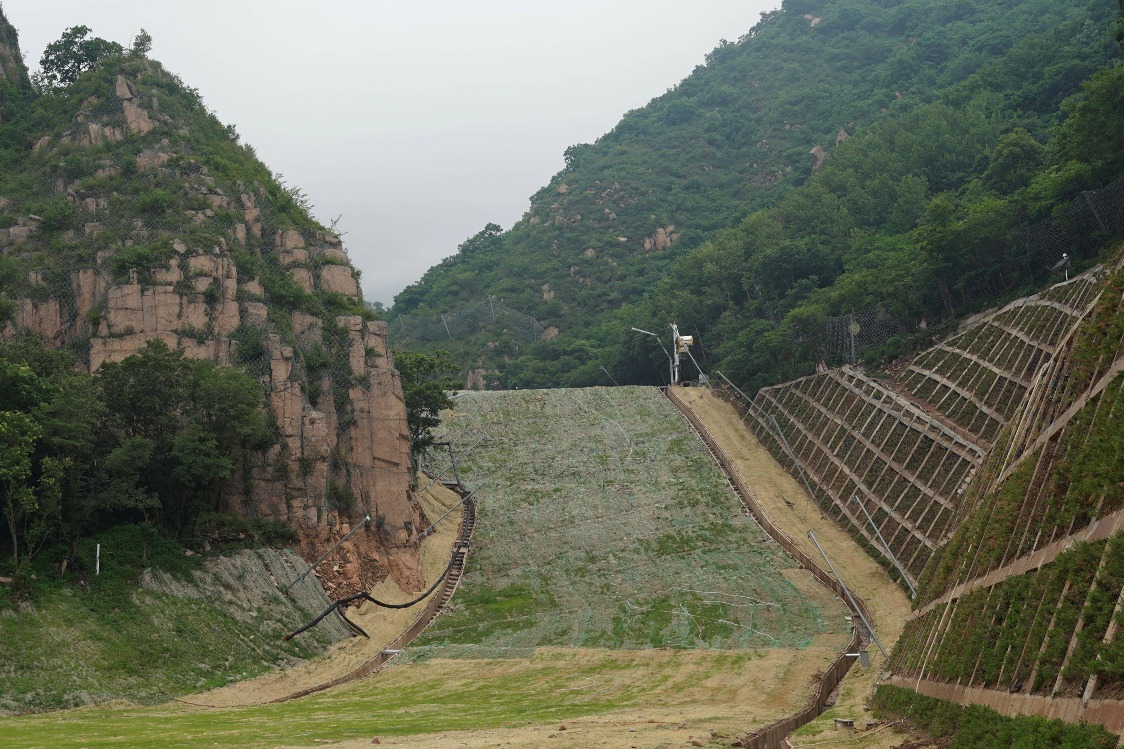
189 480 465 707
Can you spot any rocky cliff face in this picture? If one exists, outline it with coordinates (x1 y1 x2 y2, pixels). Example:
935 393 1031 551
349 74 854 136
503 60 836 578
0 11 29 89
0 41 424 592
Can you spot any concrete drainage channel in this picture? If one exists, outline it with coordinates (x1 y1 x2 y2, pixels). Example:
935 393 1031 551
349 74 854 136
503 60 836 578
271 482 477 703
664 386 872 749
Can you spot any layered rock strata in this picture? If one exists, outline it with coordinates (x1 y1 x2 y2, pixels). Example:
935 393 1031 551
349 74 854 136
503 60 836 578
0 64 423 592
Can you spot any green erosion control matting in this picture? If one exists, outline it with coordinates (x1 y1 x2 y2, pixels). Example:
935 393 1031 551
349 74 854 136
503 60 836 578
413 386 846 657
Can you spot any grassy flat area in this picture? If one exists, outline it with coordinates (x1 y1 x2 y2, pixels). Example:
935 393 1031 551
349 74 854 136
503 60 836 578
416 386 846 653
0 648 828 749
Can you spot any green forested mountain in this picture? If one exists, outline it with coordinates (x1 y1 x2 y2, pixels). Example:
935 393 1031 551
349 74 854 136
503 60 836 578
391 0 1123 391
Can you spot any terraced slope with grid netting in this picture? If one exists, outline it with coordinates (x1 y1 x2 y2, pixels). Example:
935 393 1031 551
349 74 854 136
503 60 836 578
900 272 1104 444
890 259 1124 711
741 268 1108 591
411 386 848 657
748 367 984 584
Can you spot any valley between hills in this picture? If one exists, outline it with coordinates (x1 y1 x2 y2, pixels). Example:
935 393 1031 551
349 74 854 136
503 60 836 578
2 1 1124 747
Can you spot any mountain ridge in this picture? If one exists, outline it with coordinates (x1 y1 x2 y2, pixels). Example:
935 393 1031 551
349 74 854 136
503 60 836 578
390 0 1121 392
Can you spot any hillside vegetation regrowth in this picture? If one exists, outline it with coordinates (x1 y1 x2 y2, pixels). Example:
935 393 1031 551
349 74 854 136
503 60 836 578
391 0 1123 394
415 386 848 653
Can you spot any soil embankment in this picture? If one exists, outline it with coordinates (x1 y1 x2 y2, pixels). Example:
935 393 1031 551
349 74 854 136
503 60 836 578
189 479 465 707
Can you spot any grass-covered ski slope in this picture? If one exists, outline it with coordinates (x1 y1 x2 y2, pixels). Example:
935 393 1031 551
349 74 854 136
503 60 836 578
415 386 847 655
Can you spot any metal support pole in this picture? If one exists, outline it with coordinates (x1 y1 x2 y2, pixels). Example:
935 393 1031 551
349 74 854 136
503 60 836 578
670 323 682 385
849 312 857 365
283 514 371 593
446 442 462 487
418 436 488 496
441 314 452 339
851 495 916 599
807 530 888 658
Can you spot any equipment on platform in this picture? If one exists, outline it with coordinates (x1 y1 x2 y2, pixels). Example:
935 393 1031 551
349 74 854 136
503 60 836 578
630 323 705 385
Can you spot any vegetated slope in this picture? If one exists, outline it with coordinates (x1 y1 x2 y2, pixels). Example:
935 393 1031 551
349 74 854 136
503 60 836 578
390 0 1120 390
744 265 1106 589
0 534 349 714
414 386 848 654
886 249 1124 721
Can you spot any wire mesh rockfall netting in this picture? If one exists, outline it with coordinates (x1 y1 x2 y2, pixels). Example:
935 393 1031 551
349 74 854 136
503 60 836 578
408 386 848 660
814 177 1124 366
388 297 545 344
823 305 903 366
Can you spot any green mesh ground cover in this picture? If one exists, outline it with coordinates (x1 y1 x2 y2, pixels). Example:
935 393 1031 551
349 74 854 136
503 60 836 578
412 386 846 657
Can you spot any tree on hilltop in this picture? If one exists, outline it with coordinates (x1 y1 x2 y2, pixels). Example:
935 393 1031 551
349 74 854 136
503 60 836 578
37 25 122 88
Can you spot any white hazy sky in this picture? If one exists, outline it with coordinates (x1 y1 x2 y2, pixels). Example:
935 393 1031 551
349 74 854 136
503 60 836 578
3 1 778 304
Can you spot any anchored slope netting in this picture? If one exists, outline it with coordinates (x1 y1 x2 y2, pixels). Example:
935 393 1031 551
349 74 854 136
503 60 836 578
388 297 545 344
410 386 846 658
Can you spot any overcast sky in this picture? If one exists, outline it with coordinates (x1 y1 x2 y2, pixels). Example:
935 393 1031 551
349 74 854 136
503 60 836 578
3 1 778 305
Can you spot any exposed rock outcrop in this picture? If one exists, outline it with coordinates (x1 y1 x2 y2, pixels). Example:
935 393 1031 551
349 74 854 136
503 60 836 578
0 63 423 592
642 225 681 252
0 10 29 90
810 145 828 172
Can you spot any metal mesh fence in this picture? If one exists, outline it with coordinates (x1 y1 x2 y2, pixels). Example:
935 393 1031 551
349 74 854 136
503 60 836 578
388 297 545 344
1027 176 1124 271
822 305 903 366
825 175 1124 365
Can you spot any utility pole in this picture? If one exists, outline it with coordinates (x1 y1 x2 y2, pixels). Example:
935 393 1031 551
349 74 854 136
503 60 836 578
631 324 696 386
669 323 682 385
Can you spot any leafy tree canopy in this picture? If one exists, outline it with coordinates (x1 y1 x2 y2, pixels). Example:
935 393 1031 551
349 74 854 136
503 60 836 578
394 349 458 459
458 223 503 256
390 0 1123 393
0 337 273 580
37 25 122 88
